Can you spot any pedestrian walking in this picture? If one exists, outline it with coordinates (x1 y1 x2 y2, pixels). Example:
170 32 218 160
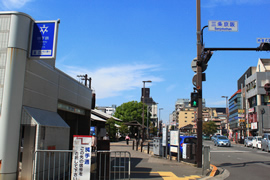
125 135 130 145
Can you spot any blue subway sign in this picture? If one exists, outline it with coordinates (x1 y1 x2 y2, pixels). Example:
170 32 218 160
29 21 59 59
208 20 238 32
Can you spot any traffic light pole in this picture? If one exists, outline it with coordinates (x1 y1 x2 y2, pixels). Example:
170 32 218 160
196 0 203 168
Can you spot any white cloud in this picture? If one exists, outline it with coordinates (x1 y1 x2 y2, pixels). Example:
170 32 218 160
166 84 176 92
2 0 32 9
61 64 164 99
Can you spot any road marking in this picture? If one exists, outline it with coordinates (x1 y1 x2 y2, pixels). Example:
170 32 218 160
211 151 250 153
131 171 201 180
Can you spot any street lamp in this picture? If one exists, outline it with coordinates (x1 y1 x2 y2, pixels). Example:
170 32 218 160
158 108 163 137
142 80 152 142
221 96 229 136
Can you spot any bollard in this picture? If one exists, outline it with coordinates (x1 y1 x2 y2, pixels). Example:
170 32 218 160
136 140 139 151
132 140 135 150
147 142 150 154
141 142 143 152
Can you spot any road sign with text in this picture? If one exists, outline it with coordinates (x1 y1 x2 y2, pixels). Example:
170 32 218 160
208 20 238 32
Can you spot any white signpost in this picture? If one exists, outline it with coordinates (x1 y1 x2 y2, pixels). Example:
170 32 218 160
71 135 92 180
208 20 238 32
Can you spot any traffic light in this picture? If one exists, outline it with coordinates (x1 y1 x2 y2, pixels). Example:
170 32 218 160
259 43 270 51
191 92 199 107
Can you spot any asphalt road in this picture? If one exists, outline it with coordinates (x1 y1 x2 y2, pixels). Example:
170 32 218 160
203 140 270 180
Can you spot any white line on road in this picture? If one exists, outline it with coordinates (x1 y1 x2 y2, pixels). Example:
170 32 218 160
210 151 250 153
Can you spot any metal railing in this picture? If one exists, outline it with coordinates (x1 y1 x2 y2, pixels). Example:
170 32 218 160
95 151 131 180
33 150 131 180
33 150 73 180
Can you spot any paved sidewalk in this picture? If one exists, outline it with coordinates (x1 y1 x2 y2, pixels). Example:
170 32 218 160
110 140 207 180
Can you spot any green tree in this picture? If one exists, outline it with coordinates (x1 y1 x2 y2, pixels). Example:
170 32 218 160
118 123 129 135
202 121 217 135
114 101 149 126
105 118 116 141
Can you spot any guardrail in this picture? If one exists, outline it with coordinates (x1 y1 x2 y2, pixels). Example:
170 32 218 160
33 150 130 180
96 151 131 180
33 150 73 180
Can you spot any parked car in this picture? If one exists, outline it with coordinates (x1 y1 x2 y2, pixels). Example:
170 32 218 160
168 136 197 154
261 133 270 152
252 136 262 149
214 136 231 147
202 134 211 140
244 136 253 147
211 134 220 142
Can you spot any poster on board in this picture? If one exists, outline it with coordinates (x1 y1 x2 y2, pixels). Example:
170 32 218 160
71 135 92 180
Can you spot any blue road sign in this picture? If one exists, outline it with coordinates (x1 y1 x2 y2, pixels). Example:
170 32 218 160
30 21 58 59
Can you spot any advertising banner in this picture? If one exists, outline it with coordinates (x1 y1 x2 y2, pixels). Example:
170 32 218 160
71 135 92 180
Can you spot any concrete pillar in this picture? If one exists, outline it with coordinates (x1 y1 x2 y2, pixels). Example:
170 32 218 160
257 94 261 106
0 12 32 180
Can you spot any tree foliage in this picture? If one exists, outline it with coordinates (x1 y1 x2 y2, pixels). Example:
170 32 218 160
114 101 149 126
105 118 116 141
202 121 217 135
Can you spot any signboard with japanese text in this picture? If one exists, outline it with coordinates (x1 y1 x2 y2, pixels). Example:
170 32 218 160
170 130 179 153
71 135 92 180
208 20 238 32
162 127 167 146
29 20 59 59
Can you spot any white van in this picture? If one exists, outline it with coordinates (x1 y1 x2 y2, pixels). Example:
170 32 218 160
252 136 262 149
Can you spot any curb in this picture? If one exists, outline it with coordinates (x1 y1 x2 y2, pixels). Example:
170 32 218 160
138 145 228 179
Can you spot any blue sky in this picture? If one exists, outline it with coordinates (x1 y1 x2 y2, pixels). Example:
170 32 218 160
1 0 270 123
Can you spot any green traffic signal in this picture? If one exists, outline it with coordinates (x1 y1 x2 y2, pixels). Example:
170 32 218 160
191 92 199 107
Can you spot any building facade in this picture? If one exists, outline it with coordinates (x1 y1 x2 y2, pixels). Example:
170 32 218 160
0 12 93 178
245 59 270 136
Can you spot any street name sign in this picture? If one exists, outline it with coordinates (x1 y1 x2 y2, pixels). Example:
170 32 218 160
208 20 238 32
257 38 270 43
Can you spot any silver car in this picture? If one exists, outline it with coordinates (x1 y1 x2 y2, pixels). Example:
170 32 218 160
244 136 253 147
261 133 270 152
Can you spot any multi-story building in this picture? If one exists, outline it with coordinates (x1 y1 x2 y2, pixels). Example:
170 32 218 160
245 58 270 136
96 105 117 115
141 87 158 126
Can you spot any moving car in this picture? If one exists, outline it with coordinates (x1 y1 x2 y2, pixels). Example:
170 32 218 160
261 133 270 152
214 136 231 147
252 136 262 149
202 134 211 140
244 136 253 147
211 134 220 142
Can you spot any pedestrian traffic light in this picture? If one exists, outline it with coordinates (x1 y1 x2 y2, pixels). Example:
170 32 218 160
191 92 199 107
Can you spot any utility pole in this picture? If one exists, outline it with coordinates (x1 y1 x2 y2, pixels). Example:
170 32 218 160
77 74 91 88
196 0 203 168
